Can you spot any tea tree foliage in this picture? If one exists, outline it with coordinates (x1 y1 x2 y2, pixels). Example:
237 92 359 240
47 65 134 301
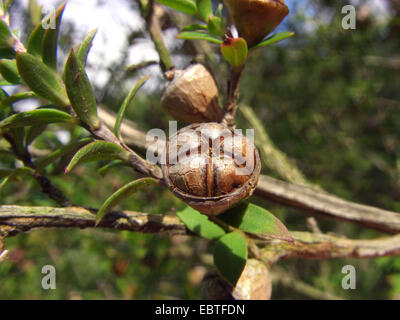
0 0 399 299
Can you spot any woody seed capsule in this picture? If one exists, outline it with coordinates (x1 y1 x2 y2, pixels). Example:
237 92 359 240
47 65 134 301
224 0 289 47
161 64 223 123
162 122 261 215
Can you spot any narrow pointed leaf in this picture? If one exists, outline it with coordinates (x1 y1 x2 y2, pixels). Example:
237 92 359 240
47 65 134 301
155 0 197 16
41 2 66 69
214 232 248 285
0 19 13 48
36 137 92 170
24 124 47 146
0 59 22 84
76 29 97 67
9 127 26 156
0 47 14 59
0 91 36 108
196 0 212 21
114 75 149 138
207 16 225 37
98 160 125 176
182 24 207 32
0 167 34 193
0 109 77 129
252 32 295 50
96 178 158 223
65 141 130 174
64 49 100 129
16 52 69 107
177 207 226 240
177 31 223 44
27 18 46 57
218 202 293 242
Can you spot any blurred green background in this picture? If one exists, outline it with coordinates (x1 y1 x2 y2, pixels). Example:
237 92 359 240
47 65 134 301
1 0 400 299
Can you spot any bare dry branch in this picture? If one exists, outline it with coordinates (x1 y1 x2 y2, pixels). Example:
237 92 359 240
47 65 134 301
261 231 400 262
1 205 399 261
255 175 400 234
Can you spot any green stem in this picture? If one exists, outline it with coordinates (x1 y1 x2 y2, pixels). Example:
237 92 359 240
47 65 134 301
137 0 174 73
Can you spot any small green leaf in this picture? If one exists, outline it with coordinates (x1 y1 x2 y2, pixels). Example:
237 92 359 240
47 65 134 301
27 19 46 57
65 141 130 174
76 28 97 67
27 0 42 26
177 31 222 44
182 24 207 32
96 178 158 223
0 109 77 129
98 160 125 176
36 137 92 170
196 0 212 21
0 167 34 193
41 3 66 69
24 124 47 146
177 207 226 240
218 203 293 242
64 49 99 129
9 126 26 156
0 59 22 84
155 0 197 16
0 87 8 99
0 47 14 59
26 3 66 57
0 91 36 108
213 232 248 285
0 18 13 48
114 75 149 138
207 16 225 37
16 52 69 107
251 31 295 50
221 37 248 68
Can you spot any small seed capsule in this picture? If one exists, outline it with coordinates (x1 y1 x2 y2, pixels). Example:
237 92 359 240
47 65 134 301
161 64 223 123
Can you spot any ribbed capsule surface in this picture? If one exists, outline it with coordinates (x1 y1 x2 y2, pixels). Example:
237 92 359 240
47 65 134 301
161 64 223 123
162 123 261 215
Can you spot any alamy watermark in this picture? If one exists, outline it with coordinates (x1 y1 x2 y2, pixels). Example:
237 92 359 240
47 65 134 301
341 265 356 290
41 5 56 30
41 265 56 290
342 5 356 30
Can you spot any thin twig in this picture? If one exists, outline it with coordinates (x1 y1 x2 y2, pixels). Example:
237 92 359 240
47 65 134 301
2 132 72 207
125 60 159 74
222 66 244 127
136 0 174 74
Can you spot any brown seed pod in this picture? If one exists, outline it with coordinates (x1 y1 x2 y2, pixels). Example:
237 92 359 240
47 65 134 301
224 0 289 47
162 122 261 215
161 64 223 123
